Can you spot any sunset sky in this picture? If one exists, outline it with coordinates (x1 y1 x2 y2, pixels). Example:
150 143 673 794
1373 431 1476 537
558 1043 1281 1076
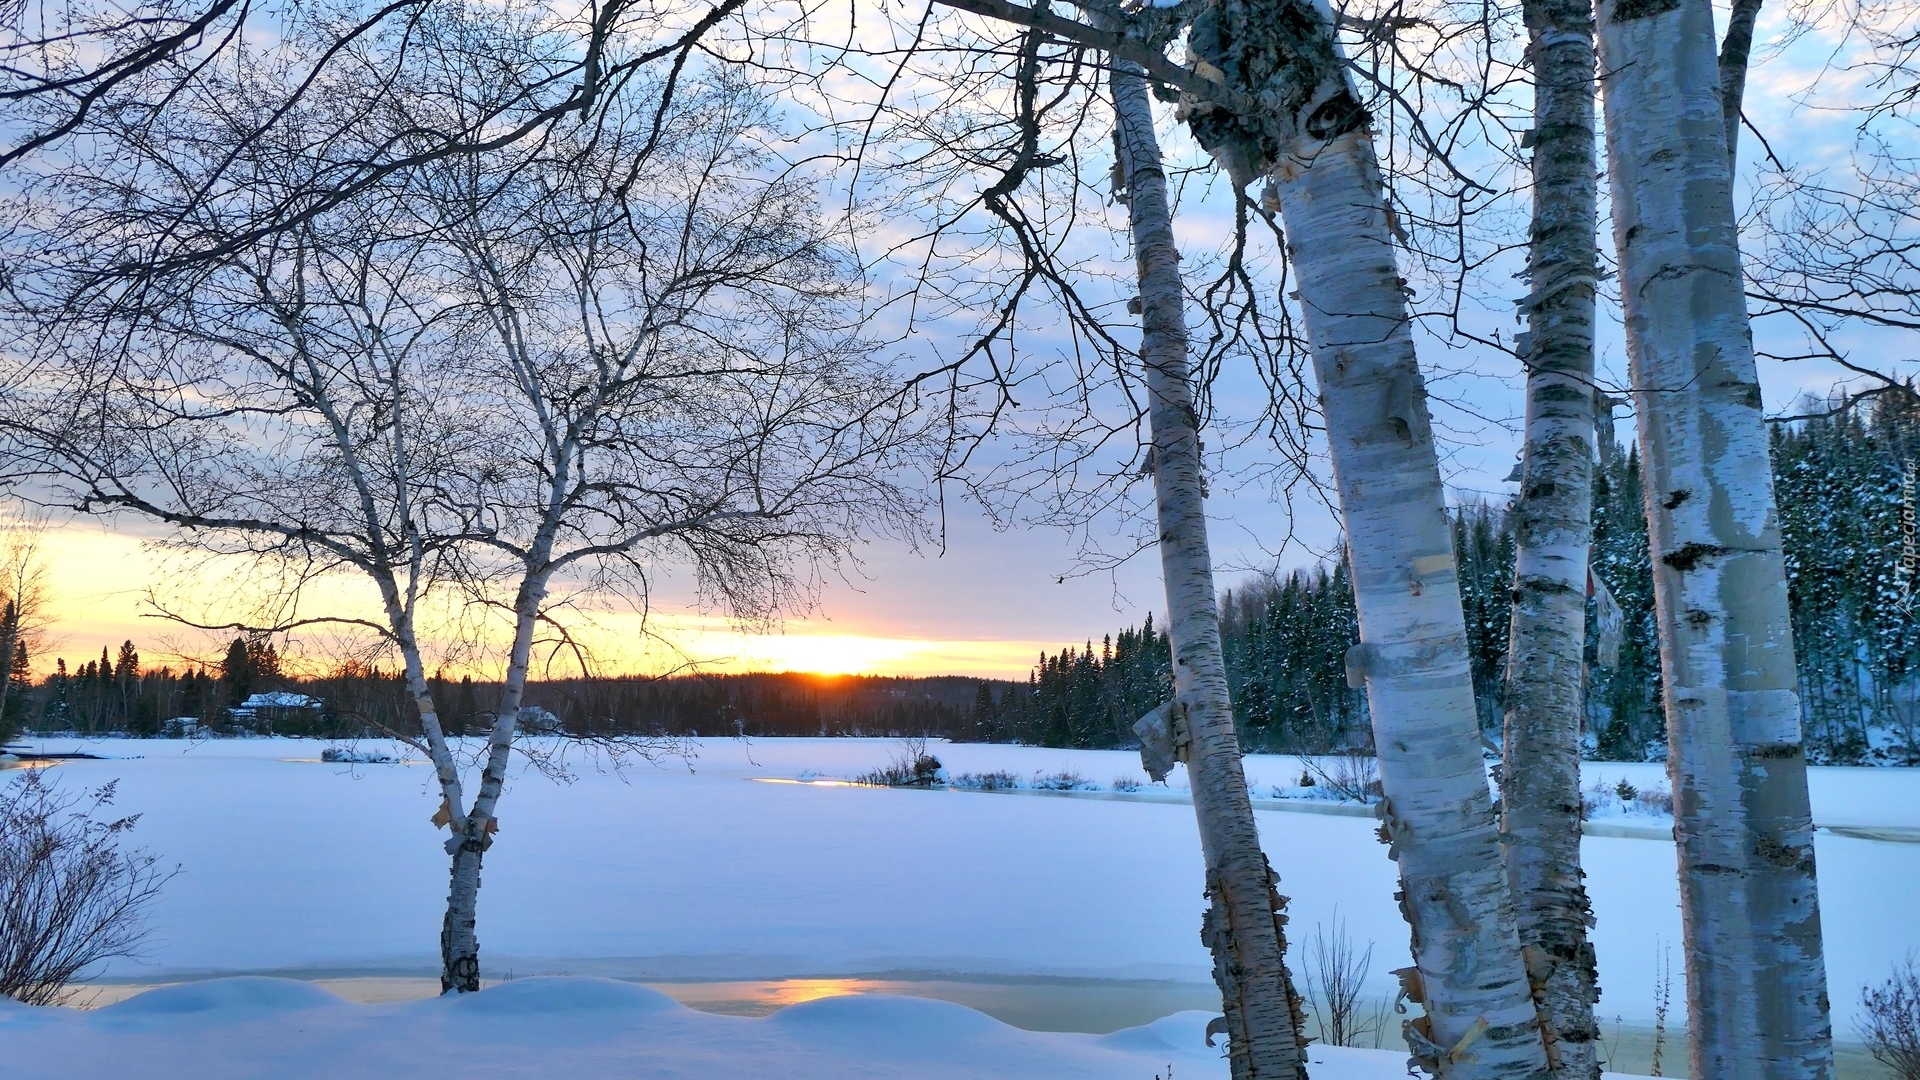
28 474 1290 681
17 4 1907 683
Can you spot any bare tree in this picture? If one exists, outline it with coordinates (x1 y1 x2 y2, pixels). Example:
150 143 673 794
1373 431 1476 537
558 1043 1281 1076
0 0 759 273
0 510 53 736
1177 2 1548 1073
1862 955 1920 1080
1595 0 1834 1073
0 770 174 1004
1304 911 1384 1050
855 0 1545 1073
1 9 927 993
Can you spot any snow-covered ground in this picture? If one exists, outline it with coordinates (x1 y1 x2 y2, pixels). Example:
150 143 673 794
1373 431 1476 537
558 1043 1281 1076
2 974 1676 1080
3 736 1914 1078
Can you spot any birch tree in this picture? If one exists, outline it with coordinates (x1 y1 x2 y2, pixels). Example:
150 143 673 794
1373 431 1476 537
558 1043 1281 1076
1111 50 1309 1080
1594 0 1834 1073
1497 0 1602 1072
1 11 926 993
1175 3 1547 1073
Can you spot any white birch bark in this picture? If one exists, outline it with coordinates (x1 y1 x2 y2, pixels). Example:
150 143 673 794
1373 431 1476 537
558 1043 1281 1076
1112 57 1310 1080
1180 3 1550 1072
436 570 552 993
1270 130 1546 1080
310 354 497 995
1595 0 1834 1073
1499 0 1603 1073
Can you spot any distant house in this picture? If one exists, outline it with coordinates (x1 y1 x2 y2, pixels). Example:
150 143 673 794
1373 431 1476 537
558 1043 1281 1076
228 691 324 732
163 717 200 738
516 706 564 735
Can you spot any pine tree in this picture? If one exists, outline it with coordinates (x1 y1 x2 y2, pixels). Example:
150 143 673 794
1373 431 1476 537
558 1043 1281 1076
222 637 254 707
967 681 997 742
1453 505 1517 732
0 632 25 740
1588 442 1661 759
114 640 139 682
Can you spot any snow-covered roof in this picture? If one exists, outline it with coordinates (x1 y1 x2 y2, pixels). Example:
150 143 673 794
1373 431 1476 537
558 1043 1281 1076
239 692 322 709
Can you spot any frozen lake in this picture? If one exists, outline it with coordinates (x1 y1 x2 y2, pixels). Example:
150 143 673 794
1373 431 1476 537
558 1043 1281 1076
10 735 1916 1076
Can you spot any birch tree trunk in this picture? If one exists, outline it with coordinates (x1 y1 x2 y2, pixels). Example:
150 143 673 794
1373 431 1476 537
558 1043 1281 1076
437 573 547 994
378 592 480 994
1181 4 1548 1074
1112 58 1310 1080
1595 0 1834 1074
1499 0 1602 1073
1273 131 1547 1080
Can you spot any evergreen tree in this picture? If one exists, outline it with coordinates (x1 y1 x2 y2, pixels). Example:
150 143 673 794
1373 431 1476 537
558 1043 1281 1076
0 600 20 741
1588 441 1662 760
455 675 478 737
1453 504 1516 733
0 632 25 740
967 680 997 742
222 637 254 707
114 640 139 682
40 657 71 731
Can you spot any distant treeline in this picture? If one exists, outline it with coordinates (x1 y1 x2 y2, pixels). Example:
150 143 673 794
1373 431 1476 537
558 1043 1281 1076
3 643 1001 743
524 673 991 738
990 396 1920 765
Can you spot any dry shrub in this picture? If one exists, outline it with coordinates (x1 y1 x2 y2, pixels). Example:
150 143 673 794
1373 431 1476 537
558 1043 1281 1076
1305 910 1386 1048
0 770 173 1004
1863 955 1920 1080
855 736 943 787
1303 750 1382 804
950 770 1019 791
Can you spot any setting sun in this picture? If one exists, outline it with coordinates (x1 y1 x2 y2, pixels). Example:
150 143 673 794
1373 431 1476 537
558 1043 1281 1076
33 521 1055 680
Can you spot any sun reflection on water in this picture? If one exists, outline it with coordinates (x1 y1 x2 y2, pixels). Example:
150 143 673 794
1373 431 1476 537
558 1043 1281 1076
655 978 887 1016
758 979 872 1008
750 777 859 788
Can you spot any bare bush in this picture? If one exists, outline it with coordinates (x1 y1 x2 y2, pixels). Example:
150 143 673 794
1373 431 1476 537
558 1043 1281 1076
1306 910 1385 1048
1302 751 1382 804
1581 776 1675 818
1031 770 1094 792
950 770 1019 791
0 771 174 1004
856 737 944 787
1862 954 1920 1079
1634 787 1675 816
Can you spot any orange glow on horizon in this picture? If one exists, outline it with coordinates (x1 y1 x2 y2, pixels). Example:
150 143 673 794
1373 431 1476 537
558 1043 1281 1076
32 521 1054 681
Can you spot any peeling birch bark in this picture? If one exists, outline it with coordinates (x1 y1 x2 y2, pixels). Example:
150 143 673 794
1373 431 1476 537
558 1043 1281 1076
1112 56 1310 1080
1500 0 1603 1073
1595 0 1835 1074
1179 2 1547 1074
